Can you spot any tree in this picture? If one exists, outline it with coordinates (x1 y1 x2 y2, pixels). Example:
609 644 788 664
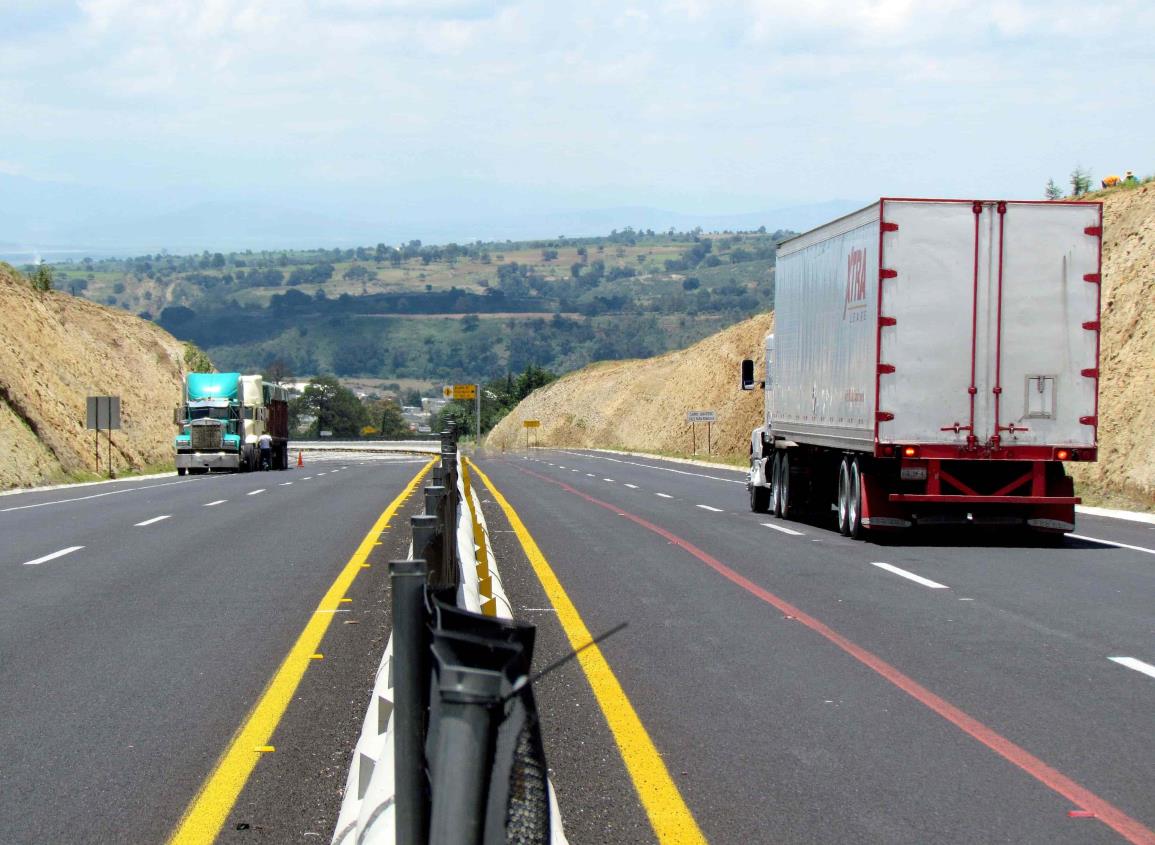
1070 166 1092 197
265 358 293 386
377 400 410 438
26 264 53 291
293 375 368 437
1045 178 1063 200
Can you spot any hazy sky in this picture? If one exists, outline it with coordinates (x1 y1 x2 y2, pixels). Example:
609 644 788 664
2 0 1152 229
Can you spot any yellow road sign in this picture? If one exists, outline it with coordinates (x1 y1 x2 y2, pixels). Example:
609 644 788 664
523 419 541 428
443 384 477 400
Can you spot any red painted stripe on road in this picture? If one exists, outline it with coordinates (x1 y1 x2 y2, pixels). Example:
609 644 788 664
506 461 1155 845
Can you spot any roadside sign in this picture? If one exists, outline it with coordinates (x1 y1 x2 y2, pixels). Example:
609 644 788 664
85 395 121 478
86 396 121 430
443 384 477 400
686 410 716 423
523 420 541 428
319 430 333 437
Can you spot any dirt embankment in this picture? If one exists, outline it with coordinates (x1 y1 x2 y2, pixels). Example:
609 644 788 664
487 312 773 460
1067 183 1155 507
0 263 191 489
488 185 1154 509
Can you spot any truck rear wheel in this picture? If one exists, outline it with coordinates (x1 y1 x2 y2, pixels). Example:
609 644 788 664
848 459 864 540
177 467 187 477
778 452 794 520
770 452 782 517
837 459 851 536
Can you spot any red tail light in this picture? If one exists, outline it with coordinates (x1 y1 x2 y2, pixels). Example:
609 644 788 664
1055 449 1070 461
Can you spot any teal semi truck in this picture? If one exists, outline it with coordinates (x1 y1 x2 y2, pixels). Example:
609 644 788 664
174 373 290 474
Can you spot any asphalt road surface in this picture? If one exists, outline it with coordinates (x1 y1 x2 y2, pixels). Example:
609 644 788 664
3 446 1152 844
0 453 432 844
471 449 1155 845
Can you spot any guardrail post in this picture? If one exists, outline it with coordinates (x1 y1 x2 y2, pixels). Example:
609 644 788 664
411 514 443 585
427 633 520 845
390 558 431 845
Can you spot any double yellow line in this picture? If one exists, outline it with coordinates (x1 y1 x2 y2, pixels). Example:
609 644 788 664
468 459 706 844
168 458 436 844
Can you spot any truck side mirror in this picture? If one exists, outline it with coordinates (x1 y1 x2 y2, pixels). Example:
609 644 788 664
740 359 755 390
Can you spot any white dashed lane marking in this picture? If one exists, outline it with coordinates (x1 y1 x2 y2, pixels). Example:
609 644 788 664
870 561 949 590
656 493 673 499
624 484 638 489
204 500 227 507
697 505 723 512
247 489 266 496
22 546 84 566
761 522 804 536
135 515 171 527
1109 657 1155 680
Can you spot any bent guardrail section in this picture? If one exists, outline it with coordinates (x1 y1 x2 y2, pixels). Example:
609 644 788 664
332 427 566 845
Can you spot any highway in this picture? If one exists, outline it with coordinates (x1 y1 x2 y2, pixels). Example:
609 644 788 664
0 452 433 844
472 449 1155 845
2 445 1152 843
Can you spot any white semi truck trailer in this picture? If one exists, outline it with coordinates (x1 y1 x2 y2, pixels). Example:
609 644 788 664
742 197 1103 539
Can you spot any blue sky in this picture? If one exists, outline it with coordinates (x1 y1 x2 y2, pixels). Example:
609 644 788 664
1 0 1152 251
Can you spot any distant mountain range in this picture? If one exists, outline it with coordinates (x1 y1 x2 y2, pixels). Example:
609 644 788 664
0 172 863 261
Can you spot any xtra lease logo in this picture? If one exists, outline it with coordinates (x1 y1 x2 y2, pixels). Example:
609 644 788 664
843 247 868 322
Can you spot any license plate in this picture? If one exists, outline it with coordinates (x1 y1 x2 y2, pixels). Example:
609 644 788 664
900 467 928 481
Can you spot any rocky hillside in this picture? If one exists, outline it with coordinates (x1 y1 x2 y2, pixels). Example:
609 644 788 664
1067 182 1155 507
488 184 1155 509
487 312 773 460
0 263 192 489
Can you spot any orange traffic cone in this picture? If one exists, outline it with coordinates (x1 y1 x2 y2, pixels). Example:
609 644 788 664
297 450 304 467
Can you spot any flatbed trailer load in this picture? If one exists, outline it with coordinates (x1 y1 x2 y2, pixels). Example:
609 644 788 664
742 197 1103 538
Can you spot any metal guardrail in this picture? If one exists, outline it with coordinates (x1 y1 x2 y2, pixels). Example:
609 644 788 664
332 426 564 845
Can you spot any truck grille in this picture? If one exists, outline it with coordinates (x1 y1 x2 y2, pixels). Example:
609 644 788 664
191 425 223 450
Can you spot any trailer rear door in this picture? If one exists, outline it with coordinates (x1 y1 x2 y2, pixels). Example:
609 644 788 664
877 199 1100 452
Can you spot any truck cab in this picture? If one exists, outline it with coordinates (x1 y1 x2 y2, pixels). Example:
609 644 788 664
174 373 289 474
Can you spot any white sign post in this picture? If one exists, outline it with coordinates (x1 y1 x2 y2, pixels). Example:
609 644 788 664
686 410 716 455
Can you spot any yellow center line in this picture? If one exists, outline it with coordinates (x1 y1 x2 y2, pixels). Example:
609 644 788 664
467 458 707 845
167 457 437 845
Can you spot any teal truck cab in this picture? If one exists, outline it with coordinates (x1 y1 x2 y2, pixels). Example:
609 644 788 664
174 373 290 474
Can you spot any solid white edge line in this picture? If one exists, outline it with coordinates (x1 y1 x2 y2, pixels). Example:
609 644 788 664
1109 657 1155 680
697 504 723 512
0 479 193 512
204 500 227 507
247 489 266 496
135 515 172 527
761 521 804 536
655 492 673 498
1077 505 1155 526
555 448 745 484
870 561 950 589
22 545 85 566
1069 534 1155 556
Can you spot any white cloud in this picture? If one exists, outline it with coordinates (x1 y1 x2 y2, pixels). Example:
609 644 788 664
0 0 1151 213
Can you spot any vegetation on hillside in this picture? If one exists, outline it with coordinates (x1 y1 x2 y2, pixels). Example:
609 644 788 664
41 227 793 384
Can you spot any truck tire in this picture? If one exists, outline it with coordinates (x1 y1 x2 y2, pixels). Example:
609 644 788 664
771 452 780 517
778 452 793 520
749 475 770 513
177 467 187 477
848 459 864 540
837 458 851 536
